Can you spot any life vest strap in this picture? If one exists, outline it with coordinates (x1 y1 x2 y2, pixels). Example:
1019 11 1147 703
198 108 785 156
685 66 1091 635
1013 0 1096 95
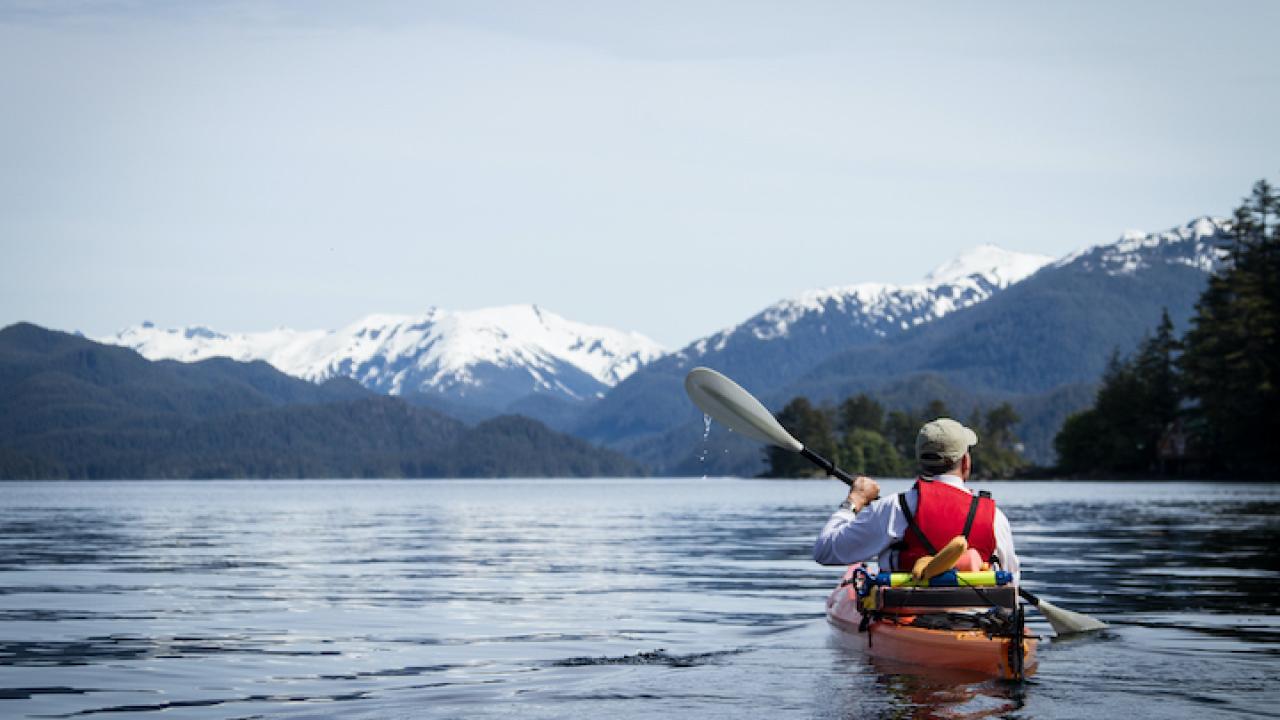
898 492 937 555
961 495 981 539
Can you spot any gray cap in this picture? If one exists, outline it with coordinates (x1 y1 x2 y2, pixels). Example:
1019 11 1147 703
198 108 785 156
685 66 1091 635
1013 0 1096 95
916 418 978 473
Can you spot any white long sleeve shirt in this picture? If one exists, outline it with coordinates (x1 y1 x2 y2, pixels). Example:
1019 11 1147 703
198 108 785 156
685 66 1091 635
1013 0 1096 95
812 475 1020 583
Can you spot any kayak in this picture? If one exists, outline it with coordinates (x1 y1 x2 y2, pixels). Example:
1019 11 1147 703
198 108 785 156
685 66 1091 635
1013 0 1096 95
826 564 1037 680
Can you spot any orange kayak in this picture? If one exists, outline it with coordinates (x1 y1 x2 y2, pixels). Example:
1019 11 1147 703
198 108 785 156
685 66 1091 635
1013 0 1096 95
826 565 1037 680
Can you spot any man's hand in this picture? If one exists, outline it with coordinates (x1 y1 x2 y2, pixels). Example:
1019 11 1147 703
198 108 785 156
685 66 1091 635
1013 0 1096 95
846 476 880 512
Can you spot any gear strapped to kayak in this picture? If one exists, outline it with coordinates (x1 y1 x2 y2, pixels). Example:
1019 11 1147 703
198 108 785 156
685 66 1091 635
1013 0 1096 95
827 563 1035 680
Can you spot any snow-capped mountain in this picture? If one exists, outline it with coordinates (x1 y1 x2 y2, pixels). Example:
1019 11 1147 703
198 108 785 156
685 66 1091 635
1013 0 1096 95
1056 216 1231 276
682 244 1054 359
762 215 1238 469
102 305 666 409
783 216 1236 402
576 244 1053 448
580 216 1235 473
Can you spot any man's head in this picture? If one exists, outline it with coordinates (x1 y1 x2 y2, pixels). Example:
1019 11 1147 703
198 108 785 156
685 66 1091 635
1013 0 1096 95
916 418 978 477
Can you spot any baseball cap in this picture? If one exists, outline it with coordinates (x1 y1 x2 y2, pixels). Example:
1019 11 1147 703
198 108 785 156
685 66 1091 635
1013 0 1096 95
916 418 979 474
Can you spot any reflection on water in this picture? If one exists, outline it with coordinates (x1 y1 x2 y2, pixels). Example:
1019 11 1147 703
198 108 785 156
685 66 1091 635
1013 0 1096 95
0 479 1277 719
872 667 1027 720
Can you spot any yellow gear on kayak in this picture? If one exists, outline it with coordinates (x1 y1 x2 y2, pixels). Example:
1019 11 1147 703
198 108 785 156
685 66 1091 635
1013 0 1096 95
911 535 969 580
881 571 1008 587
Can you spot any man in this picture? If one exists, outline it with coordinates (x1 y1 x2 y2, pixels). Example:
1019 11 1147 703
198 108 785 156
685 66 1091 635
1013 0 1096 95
812 418 1020 581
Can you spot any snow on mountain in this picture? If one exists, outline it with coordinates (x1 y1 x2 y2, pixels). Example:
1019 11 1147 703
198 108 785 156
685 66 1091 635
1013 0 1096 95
108 322 331 371
923 244 1056 287
681 244 1053 359
102 306 666 406
1056 216 1232 276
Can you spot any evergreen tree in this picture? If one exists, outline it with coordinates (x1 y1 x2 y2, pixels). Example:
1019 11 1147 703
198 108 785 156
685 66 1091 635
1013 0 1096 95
1055 351 1146 473
1056 177 1279 477
971 402 1025 479
924 399 951 421
1054 408 1106 474
1132 309 1181 458
884 410 919 465
1180 178 1280 475
838 427 905 477
839 394 884 433
765 398 837 477
765 393 1026 479
1099 349 1152 470
983 403 1020 447
1056 325 1185 475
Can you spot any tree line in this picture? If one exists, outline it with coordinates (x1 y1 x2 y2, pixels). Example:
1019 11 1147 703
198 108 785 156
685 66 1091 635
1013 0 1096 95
765 394 1026 479
1055 178 1278 477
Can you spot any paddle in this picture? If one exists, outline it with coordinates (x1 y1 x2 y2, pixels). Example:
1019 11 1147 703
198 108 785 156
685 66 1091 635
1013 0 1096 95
1017 588 1108 635
683 366 853 486
684 365 1108 636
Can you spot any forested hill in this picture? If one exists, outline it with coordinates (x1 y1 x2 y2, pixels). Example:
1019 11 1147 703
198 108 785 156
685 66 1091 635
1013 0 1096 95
0 323 643 479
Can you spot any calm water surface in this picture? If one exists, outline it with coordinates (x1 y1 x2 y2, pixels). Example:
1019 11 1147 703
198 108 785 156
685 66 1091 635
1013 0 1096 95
1 479 1277 719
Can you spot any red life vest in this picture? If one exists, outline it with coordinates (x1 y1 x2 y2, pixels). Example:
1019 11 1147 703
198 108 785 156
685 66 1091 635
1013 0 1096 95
894 478 998 572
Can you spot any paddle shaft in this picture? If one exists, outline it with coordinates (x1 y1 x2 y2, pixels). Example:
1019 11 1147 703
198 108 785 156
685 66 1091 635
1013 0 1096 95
799 447 855 487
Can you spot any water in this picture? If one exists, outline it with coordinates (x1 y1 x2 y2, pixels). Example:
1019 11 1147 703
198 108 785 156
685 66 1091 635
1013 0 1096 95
1 479 1276 719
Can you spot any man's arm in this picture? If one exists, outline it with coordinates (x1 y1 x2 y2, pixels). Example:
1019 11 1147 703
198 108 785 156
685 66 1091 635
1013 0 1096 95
812 477 894 566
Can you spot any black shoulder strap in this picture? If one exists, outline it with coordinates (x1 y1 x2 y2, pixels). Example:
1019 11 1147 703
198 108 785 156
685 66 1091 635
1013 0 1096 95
961 495 981 539
898 490 937 555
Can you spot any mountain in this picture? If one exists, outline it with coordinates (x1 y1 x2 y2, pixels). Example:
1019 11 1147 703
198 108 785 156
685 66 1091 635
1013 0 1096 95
680 244 1052 368
99 305 665 426
1054 217 1229 277
0 323 644 479
575 217 1229 474
779 216 1232 466
792 217 1230 394
573 245 1053 462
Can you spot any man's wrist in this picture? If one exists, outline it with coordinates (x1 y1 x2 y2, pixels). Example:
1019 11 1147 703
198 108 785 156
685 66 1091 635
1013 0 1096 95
845 493 871 512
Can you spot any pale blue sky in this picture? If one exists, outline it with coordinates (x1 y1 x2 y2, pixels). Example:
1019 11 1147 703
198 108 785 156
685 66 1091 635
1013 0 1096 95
2 1 1276 348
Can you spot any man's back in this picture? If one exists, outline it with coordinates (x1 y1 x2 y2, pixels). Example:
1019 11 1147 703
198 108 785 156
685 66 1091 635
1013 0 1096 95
812 475 1020 581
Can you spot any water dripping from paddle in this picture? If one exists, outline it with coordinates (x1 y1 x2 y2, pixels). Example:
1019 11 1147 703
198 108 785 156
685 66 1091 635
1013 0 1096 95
699 413 712 478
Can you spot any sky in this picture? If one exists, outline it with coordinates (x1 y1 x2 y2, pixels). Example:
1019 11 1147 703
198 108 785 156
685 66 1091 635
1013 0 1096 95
1 1 1277 349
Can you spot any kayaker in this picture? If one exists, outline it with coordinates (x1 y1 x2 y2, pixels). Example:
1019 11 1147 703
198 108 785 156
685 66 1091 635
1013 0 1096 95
812 418 1020 582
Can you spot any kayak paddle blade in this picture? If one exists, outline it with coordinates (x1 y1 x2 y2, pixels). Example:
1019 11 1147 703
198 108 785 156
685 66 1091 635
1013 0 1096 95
1034 597 1108 635
684 367 803 452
